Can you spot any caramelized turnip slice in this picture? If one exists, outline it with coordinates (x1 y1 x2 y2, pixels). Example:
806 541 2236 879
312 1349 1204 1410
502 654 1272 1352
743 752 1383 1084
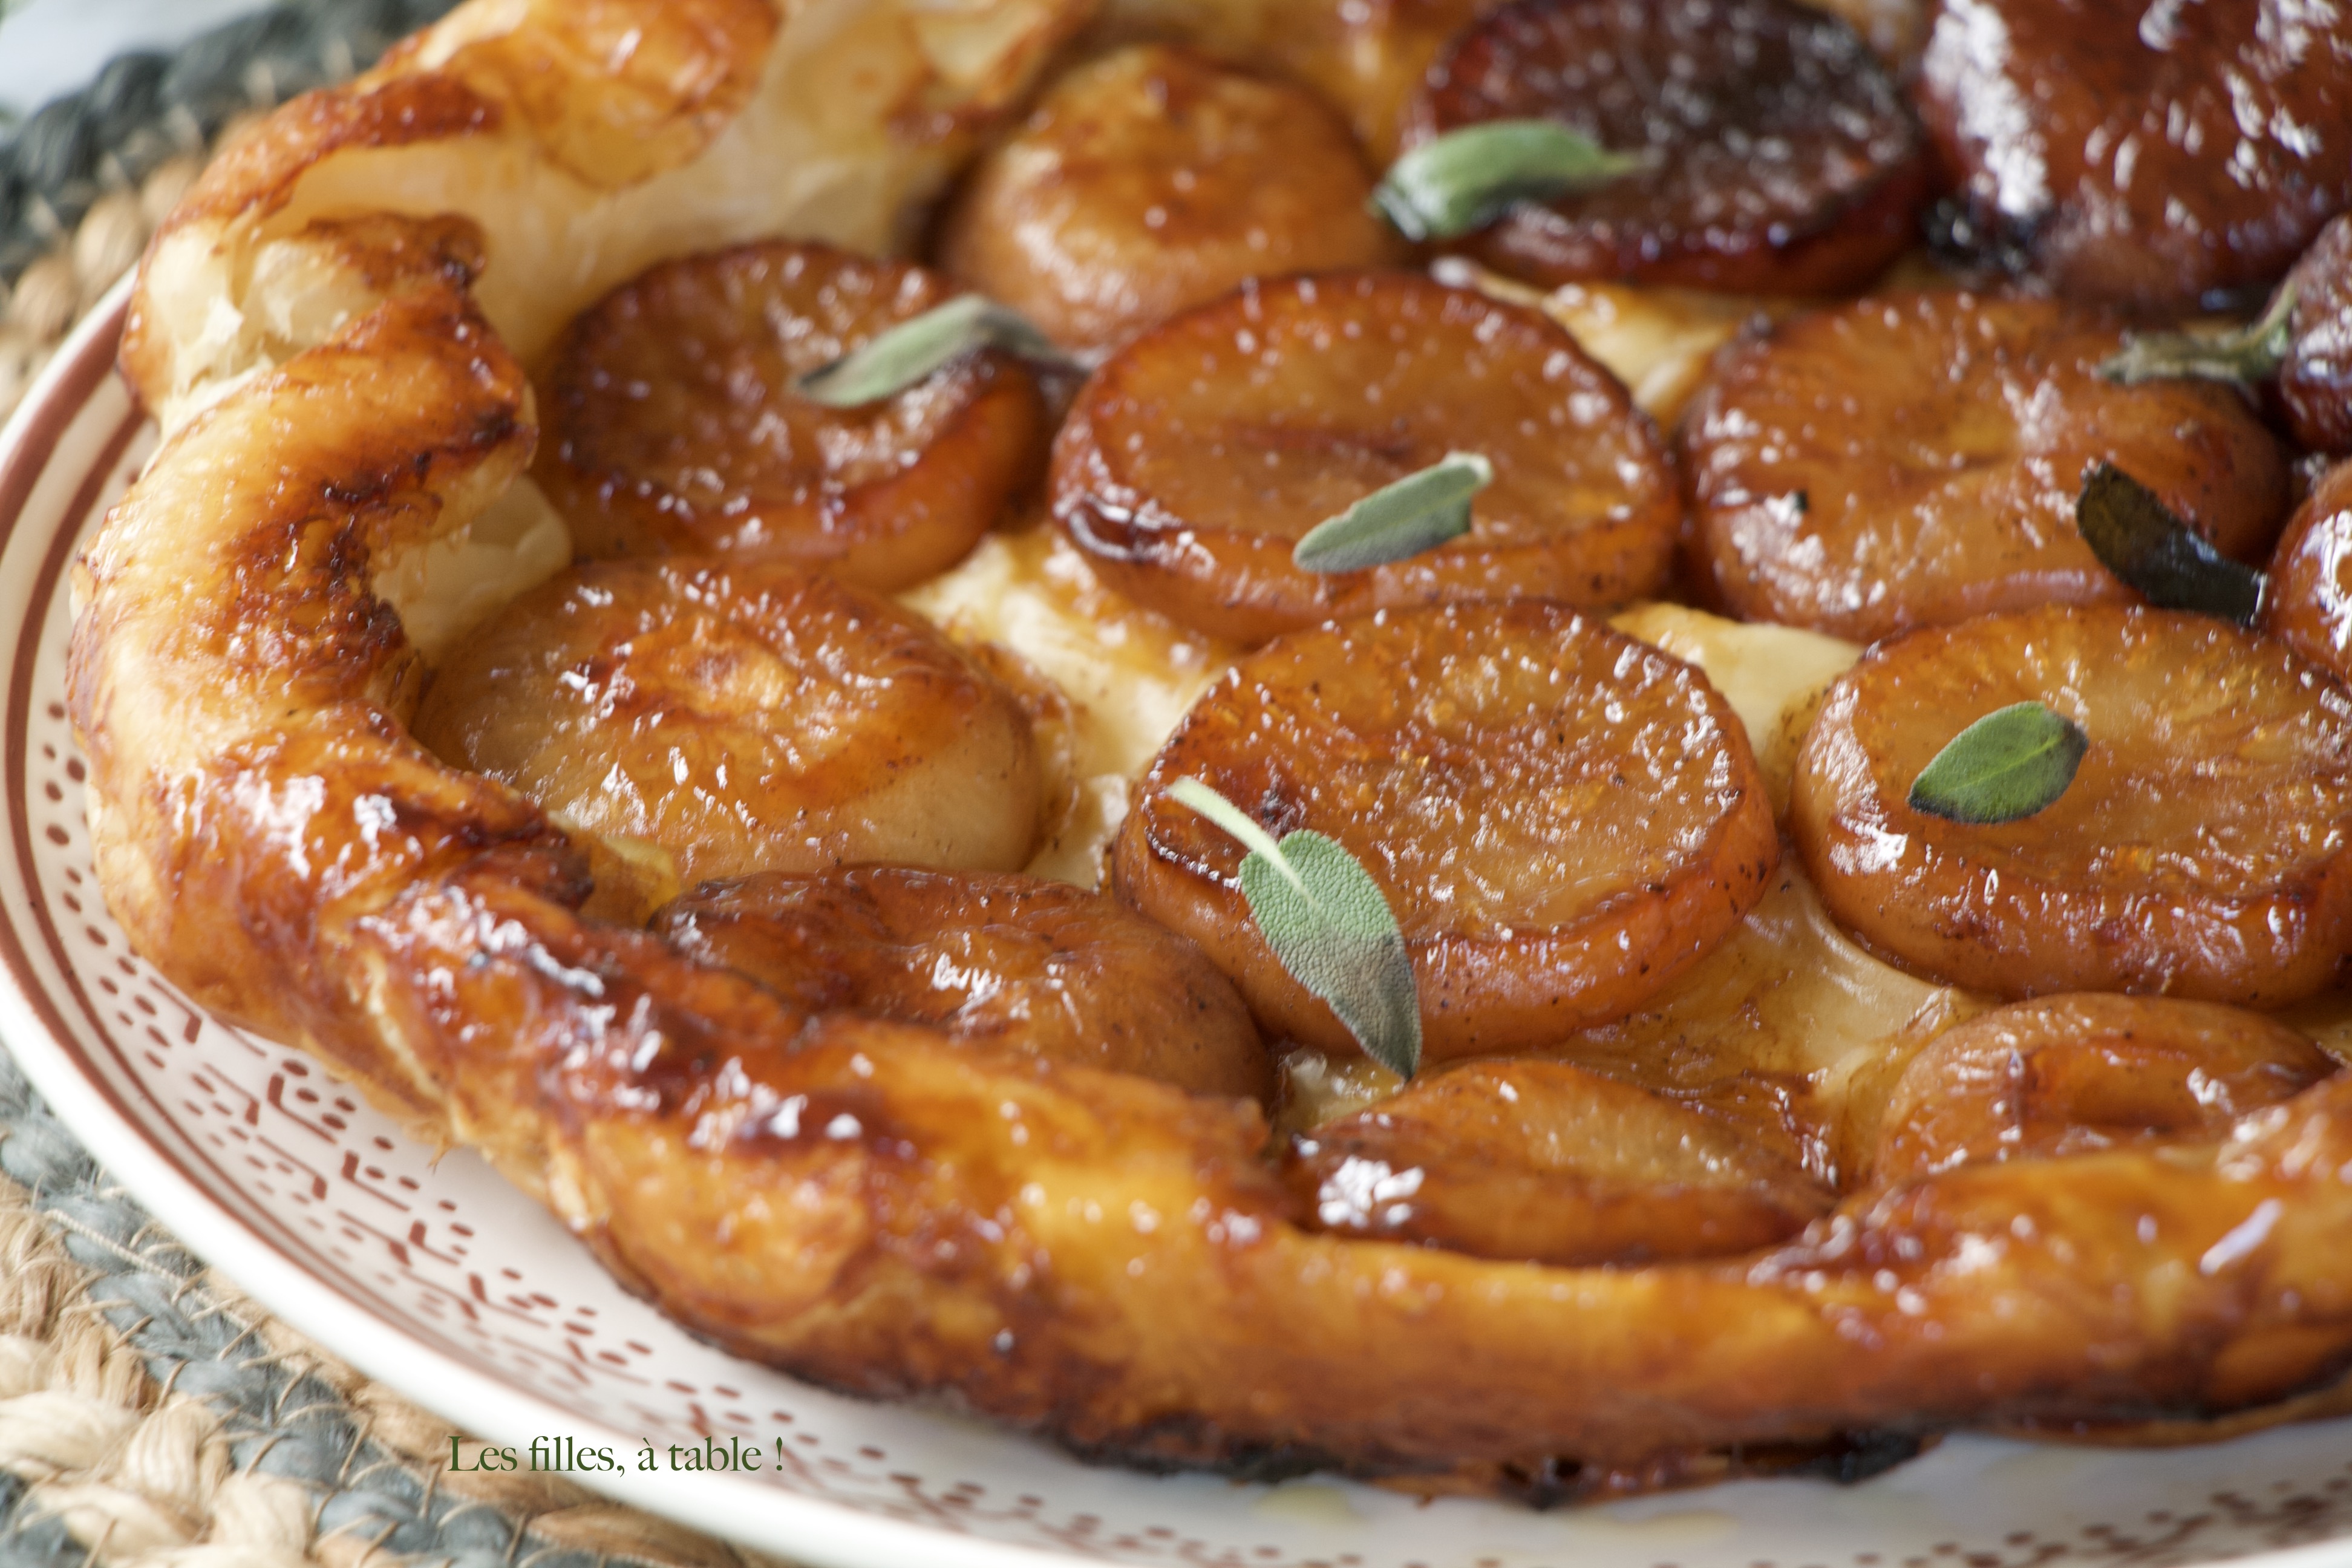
1288 1058 1832 1266
414 561 1042 886
540 240 1045 590
656 867 1271 1100
1403 0 1929 294
1794 604 2352 1005
1053 273 1677 644
1117 602 1779 1061
1871 993 2333 1184
1682 291 2287 644
940 46 1399 355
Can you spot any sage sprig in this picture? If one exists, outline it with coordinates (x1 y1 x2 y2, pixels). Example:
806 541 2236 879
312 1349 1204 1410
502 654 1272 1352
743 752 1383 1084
2099 285 2298 388
1292 452 1494 573
794 295 1077 408
1909 704 2089 826
2076 462 2265 626
1372 121 1648 243
1166 778 1421 1079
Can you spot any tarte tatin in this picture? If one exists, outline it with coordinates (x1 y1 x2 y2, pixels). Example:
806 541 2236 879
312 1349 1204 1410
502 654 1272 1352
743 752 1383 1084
73 0 2352 1505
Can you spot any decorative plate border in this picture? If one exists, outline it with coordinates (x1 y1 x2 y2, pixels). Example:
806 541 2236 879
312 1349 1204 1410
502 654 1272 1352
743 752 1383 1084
3 279 2351 1568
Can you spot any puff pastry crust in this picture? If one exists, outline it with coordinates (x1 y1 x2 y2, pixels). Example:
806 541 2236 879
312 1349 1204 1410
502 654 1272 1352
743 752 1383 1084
73 0 2352 1499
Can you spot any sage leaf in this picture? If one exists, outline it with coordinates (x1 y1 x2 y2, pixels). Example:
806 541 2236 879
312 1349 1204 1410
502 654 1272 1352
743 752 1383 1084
1373 120 1648 243
2100 284 2298 388
794 294 1076 408
2076 462 2265 626
1292 452 1494 573
1166 778 1422 1079
1908 703 2089 826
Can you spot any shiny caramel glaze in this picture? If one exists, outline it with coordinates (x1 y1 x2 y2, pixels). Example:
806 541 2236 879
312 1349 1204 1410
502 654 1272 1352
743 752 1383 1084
80 199 2352 1489
74 229 554 1083
653 867 1271 1099
1403 0 1929 295
1682 291 2289 644
1285 1058 1834 1265
938 45 1399 355
1051 273 1681 642
538 241 1045 590
1793 604 2352 1005
1088 0 1923 178
2265 460 2352 685
2280 215 2352 457
1918 0 2352 313
1806 0 1931 70
358 864 2352 1475
1080 0 1486 166
1521 869 1979 1188
1116 602 1780 1060
412 560 1041 886
1271 617 1897 1190
1872 995 2334 1184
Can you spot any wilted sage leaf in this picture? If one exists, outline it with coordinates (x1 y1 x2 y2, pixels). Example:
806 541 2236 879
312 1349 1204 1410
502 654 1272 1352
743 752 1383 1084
1372 121 1647 243
2100 285 2297 389
794 295 1075 408
2076 462 2265 626
1292 452 1494 573
1166 778 1422 1079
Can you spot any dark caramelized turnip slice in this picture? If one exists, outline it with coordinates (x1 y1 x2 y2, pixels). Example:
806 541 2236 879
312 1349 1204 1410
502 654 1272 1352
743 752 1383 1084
2264 460 2352 685
1918 0 2352 313
1403 0 1930 294
1116 602 1780 1061
1793 604 2352 1006
539 240 1045 591
1052 273 1679 644
413 561 1042 886
655 867 1270 1100
939 46 1399 355
2280 215 2352 457
1287 1059 1832 1266
1871 995 2332 1184
1682 291 2287 644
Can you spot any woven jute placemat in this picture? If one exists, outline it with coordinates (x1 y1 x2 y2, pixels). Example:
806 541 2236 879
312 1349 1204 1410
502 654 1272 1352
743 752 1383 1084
0 1053 797 1568
0 6 808 1563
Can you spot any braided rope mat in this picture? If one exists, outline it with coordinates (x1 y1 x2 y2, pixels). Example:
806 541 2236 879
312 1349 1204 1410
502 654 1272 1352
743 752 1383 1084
0 1050 797 1568
0 6 812 1563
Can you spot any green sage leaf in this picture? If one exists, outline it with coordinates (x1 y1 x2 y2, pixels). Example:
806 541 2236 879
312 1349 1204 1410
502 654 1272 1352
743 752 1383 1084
794 294 1075 408
1292 452 1494 573
2100 284 2298 388
1907 703 2089 826
1166 778 1422 1079
1372 120 1648 243
2076 462 2265 626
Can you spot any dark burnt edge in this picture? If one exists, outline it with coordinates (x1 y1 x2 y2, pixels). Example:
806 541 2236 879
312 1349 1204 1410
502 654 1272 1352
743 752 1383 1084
708 1341 1942 1506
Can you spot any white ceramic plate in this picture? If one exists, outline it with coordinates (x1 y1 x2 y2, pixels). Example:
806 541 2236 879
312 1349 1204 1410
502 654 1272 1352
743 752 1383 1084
5 281 2351 1568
